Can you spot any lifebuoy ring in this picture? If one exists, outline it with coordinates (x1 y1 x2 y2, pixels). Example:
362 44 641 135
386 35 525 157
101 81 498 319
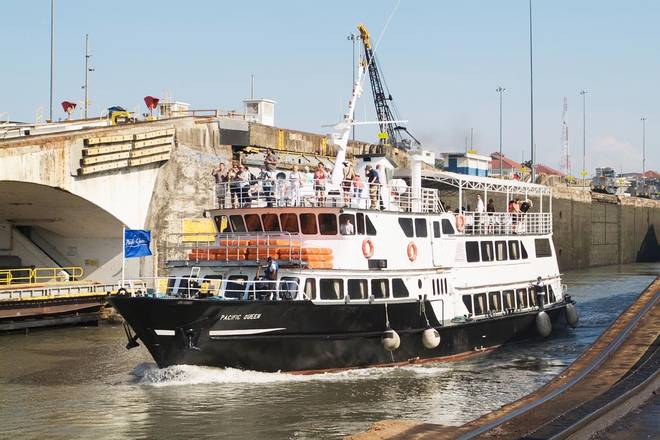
117 287 129 297
407 242 417 262
455 214 465 232
362 239 374 259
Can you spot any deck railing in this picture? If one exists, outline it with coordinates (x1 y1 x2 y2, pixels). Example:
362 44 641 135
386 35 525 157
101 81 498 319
460 211 552 235
0 282 115 301
0 266 84 286
213 179 444 214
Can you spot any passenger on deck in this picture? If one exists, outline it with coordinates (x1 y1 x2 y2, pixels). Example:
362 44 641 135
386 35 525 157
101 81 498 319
258 167 274 207
352 173 364 207
532 276 545 309
228 162 240 208
342 161 356 206
289 165 302 206
211 162 227 208
265 148 278 172
487 199 495 213
366 164 379 210
376 164 387 210
475 194 485 232
340 218 355 235
314 162 327 206
237 164 251 207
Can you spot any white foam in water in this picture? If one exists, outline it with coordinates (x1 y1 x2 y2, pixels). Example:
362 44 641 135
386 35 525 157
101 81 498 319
132 362 451 387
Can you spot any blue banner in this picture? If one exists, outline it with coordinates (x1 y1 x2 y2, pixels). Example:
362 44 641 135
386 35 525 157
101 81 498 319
124 229 152 258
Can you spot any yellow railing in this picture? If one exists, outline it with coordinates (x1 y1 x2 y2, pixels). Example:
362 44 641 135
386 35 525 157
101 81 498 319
0 267 84 286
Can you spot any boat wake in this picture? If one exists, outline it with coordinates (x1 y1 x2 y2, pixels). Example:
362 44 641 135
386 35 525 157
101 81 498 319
131 362 452 387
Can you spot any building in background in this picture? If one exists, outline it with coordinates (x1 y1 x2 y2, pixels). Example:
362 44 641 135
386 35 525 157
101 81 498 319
442 152 491 176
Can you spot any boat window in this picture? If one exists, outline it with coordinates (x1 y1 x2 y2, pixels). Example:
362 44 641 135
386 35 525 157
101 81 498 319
229 215 246 233
279 276 299 299
521 241 529 259
304 278 316 300
488 291 502 312
503 290 515 310
392 278 409 298
398 218 414 237
245 214 263 232
433 221 441 238
529 288 537 306
320 278 344 300
339 214 356 235
508 241 520 260
495 240 508 261
300 213 318 235
516 288 528 308
441 218 455 234
542 285 550 305
356 213 366 235
214 215 229 233
473 293 486 315
261 214 280 232
225 275 248 299
462 295 473 314
365 215 377 236
481 241 494 262
347 279 368 299
535 238 552 257
280 213 299 233
201 275 223 296
371 278 389 298
466 241 480 262
414 218 428 237
319 213 338 235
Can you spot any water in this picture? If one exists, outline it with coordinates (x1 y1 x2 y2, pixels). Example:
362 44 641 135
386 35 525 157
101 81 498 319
0 263 657 440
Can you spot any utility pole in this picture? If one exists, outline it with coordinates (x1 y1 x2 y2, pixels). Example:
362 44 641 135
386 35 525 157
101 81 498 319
496 86 506 177
529 0 535 182
641 117 647 175
82 34 94 119
347 32 360 141
580 90 588 187
250 74 254 99
470 127 474 152
49 0 55 122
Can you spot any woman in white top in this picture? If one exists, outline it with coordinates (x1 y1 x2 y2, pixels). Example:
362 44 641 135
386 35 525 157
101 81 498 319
289 165 302 206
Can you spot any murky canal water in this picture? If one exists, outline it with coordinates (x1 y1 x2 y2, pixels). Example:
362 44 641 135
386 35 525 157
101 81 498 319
0 263 657 439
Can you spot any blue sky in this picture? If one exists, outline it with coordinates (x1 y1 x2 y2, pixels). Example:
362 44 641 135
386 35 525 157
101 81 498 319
1 0 658 175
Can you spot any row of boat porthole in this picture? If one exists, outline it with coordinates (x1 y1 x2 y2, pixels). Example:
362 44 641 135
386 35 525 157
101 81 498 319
381 327 441 352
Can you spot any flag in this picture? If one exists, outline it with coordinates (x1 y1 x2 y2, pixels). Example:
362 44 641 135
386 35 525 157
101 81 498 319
124 229 152 258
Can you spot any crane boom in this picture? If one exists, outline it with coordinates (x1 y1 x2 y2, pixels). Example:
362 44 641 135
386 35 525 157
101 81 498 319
357 23 419 150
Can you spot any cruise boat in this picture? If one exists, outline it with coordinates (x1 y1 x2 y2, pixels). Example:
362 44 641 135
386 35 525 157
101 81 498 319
110 67 579 373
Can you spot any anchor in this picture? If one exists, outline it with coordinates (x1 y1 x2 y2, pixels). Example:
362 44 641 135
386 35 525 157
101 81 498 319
123 323 140 350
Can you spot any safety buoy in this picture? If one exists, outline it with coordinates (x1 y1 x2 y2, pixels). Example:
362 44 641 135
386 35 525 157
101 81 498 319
455 214 465 232
381 328 400 351
536 311 552 337
422 327 441 349
565 303 579 328
407 242 418 262
362 238 374 259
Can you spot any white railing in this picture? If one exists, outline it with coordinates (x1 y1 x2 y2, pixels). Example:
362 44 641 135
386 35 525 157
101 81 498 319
213 179 444 214
459 211 552 235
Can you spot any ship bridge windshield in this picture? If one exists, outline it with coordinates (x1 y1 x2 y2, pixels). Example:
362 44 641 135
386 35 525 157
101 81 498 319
214 212 377 236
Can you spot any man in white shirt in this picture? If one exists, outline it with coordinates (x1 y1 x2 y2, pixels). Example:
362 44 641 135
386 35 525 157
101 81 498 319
475 194 485 232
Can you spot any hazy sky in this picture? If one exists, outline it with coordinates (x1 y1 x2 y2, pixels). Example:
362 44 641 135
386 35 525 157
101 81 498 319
1 0 658 175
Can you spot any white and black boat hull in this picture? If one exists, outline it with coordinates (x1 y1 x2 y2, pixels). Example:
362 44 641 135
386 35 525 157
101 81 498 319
110 297 572 373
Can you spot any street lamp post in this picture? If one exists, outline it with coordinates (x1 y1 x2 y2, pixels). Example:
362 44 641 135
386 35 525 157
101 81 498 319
496 86 506 177
347 32 361 141
641 117 647 175
579 90 588 188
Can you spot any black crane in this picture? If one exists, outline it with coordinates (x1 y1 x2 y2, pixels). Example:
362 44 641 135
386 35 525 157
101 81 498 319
358 23 420 150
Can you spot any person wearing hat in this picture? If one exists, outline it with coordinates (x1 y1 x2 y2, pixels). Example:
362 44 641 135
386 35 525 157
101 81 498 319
365 164 380 210
342 161 356 206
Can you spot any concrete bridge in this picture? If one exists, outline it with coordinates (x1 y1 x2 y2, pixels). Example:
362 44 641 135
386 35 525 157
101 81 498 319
1 117 658 283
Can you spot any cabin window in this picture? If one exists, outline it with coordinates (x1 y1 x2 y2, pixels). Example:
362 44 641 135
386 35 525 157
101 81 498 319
365 215 377 235
488 291 502 312
356 213 366 235
320 278 344 300
433 221 441 238
339 214 356 235
304 278 316 300
462 295 473 314
516 288 528 308
521 242 529 259
503 290 515 310
229 215 246 233
535 238 552 257
200 275 223 296
225 275 248 299
466 241 480 262
214 215 229 233
473 293 487 315
261 214 280 232
279 276 299 299
398 218 414 237
481 241 494 262
415 219 428 237
347 279 368 299
441 218 455 234
300 213 318 235
371 278 389 298
392 278 409 298
280 213 299 233
529 288 537 306
508 241 520 260
245 214 263 232
319 214 338 235
495 240 508 261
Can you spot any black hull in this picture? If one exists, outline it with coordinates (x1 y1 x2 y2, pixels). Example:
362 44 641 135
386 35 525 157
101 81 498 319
110 296 571 373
